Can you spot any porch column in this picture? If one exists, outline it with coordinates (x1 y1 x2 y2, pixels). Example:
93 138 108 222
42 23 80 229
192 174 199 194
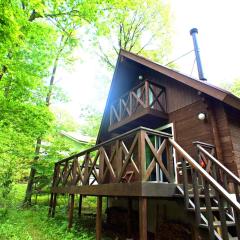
139 197 147 240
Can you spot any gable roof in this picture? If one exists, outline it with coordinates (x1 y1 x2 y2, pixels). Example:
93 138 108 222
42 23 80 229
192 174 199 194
96 49 240 143
120 50 240 110
60 131 95 144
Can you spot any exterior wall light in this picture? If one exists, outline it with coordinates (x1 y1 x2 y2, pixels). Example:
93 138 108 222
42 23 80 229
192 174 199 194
138 75 143 80
198 112 206 121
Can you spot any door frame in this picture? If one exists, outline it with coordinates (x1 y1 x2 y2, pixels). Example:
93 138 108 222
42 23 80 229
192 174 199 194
157 123 178 183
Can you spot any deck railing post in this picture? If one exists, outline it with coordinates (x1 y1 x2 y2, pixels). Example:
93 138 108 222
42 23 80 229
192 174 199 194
83 153 90 185
115 140 121 180
166 140 174 183
99 148 104 184
138 130 146 181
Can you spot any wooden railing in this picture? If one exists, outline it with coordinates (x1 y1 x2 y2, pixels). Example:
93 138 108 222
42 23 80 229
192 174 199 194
109 80 167 126
194 142 240 203
171 139 240 240
51 127 175 189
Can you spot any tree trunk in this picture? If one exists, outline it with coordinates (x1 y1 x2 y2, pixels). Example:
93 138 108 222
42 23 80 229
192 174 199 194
0 65 7 81
45 55 59 106
23 35 64 205
23 138 41 205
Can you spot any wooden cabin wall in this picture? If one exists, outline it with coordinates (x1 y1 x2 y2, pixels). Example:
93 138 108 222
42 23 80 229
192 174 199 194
225 106 240 176
169 100 214 158
210 102 237 175
148 74 201 113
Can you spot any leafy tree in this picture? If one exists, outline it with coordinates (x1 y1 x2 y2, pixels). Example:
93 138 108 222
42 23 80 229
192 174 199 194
79 106 103 138
0 0 173 206
226 79 240 97
93 0 172 68
0 0 57 205
23 0 118 204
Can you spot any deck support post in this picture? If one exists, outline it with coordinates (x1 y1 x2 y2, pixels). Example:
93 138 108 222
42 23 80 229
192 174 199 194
48 193 54 216
96 196 102 240
139 197 147 240
51 193 57 217
78 194 83 217
68 194 75 229
154 204 159 239
127 198 132 238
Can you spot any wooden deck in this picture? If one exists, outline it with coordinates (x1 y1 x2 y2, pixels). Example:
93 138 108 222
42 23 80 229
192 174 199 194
48 127 240 240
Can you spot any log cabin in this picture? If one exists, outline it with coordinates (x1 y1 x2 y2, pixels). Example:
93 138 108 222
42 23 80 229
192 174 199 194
49 49 240 240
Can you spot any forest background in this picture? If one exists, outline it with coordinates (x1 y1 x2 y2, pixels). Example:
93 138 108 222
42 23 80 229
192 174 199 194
0 0 239 239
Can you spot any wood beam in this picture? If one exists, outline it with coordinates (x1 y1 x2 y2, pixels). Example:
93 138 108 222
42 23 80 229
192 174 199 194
68 194 75 229
139 197 147 240
96 196 102 240
51 193 57 217
127 198 132 238
78 194 83 217
51 182 178 197
48 193 53 216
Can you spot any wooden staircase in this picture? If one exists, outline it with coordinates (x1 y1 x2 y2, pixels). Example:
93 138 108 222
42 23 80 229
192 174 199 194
171 139 240 240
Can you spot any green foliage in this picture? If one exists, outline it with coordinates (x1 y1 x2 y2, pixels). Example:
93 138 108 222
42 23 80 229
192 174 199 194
225 78 240 97
0 3 58 202
0 0 173 208
79 106 103 138
0 184 111 240
93 0 173 68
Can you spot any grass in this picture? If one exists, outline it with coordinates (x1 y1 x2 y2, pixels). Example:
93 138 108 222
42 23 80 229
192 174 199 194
0 184 113 240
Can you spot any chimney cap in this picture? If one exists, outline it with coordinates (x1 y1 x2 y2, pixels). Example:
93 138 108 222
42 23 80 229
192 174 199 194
190 28 198 35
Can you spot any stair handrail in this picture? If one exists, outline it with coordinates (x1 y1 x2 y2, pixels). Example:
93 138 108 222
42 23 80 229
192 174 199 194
196 144 240 185
169 138 240 211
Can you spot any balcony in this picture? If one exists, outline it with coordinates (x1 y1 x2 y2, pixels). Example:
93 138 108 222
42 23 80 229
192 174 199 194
109 80 168 132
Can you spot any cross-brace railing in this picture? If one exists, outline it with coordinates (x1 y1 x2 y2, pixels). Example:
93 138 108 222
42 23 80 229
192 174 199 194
109 80 167 126
51 127 175 189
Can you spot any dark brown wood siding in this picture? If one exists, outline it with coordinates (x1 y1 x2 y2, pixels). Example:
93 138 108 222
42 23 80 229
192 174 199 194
226 107 240 176
169 100 214 158
148 74 201 113
211 103 236 174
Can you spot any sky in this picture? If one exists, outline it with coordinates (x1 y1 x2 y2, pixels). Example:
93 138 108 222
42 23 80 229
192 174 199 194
56 0 240 121
171 0 240 83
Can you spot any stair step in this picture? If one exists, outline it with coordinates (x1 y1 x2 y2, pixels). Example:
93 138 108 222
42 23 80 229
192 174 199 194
174 194 215 199
187 207 221 212
199 221 235 228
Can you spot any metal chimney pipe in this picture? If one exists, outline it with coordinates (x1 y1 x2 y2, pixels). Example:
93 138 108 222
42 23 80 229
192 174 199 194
190 28 206 81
